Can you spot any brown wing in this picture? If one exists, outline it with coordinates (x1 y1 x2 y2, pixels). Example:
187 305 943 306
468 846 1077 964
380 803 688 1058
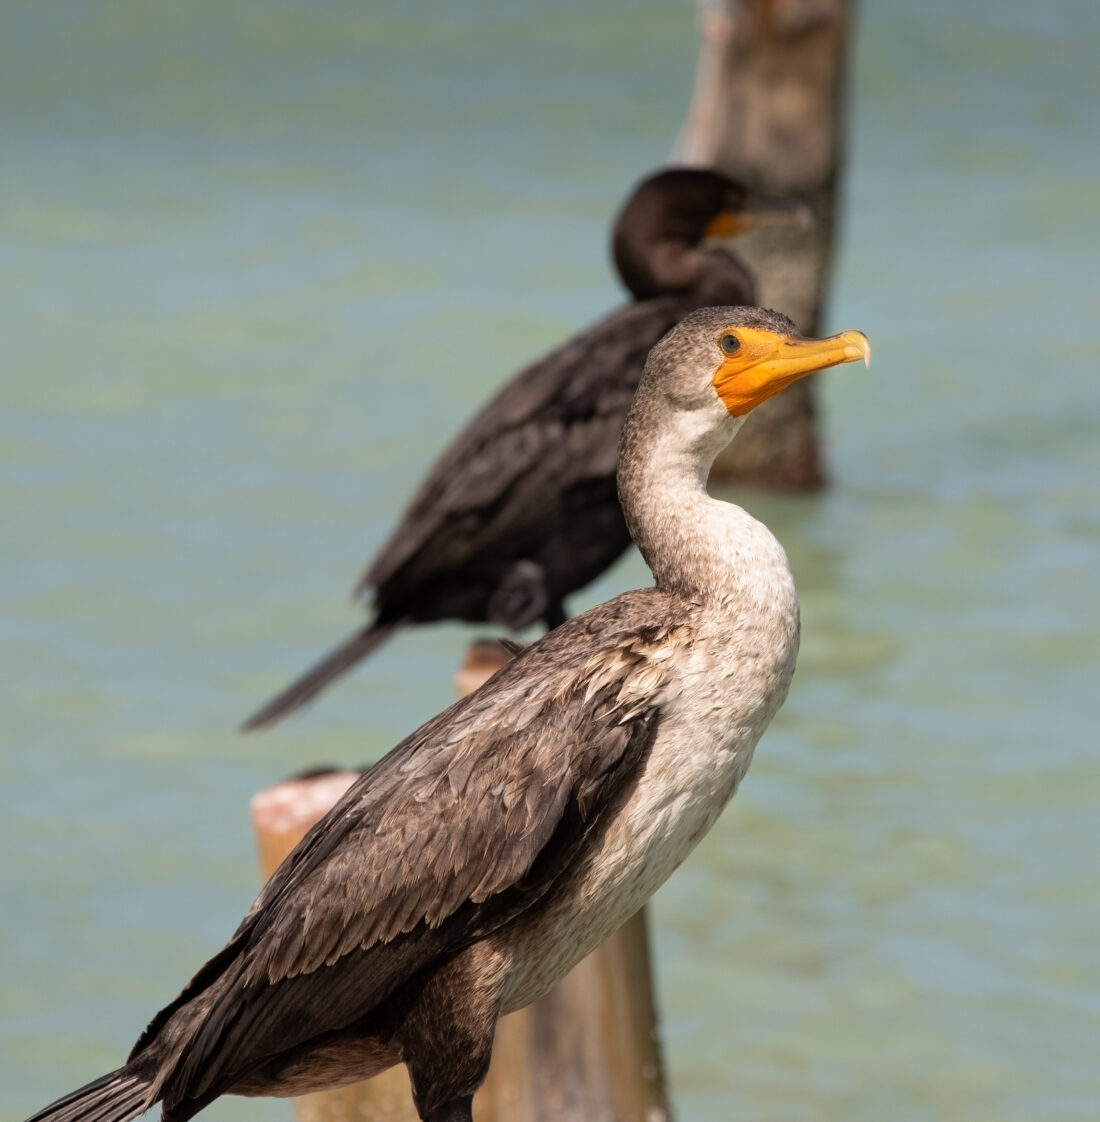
360 299 688 602
145 591 677 1108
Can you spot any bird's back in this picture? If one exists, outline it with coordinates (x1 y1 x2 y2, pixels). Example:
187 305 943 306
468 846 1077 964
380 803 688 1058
362 296 700 626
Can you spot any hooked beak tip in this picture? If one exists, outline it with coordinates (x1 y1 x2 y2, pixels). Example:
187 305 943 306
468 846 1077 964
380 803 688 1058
842 332 872 368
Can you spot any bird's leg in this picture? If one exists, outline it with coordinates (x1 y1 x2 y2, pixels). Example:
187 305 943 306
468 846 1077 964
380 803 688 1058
544 598 567 630
422 1094 474 1122
398 947 502 1122
488 560 550 629
402 1003 494 1122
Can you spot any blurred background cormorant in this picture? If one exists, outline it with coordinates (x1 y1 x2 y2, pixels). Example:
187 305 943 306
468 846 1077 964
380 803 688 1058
243 168 805 730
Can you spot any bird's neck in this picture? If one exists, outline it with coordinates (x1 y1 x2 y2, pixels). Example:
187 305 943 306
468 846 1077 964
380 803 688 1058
613 239 753 304
617 401 791 610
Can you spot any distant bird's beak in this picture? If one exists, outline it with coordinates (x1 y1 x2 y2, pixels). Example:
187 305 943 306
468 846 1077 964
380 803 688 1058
703 195 813 240
714 328 870 417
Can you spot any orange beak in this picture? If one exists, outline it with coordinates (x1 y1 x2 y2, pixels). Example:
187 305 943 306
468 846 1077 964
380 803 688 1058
703 195 813 241
713 327 871 417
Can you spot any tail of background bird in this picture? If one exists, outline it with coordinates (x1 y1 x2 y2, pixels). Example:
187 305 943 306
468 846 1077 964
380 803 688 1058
26 1068 152 1122
240 620 402 732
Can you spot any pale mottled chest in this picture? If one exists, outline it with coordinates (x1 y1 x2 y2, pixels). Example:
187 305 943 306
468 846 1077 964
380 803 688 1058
500 598 800 1011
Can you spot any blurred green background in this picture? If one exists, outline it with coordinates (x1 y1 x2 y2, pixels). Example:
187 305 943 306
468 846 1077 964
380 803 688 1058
2 2 1098 1120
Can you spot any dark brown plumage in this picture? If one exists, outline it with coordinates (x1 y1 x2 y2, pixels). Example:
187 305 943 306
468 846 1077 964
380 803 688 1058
33 605 667 1122
242 168 803 731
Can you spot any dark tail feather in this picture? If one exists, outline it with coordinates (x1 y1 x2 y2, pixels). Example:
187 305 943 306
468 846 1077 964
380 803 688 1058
26 1068 152 1122
240 620 401 732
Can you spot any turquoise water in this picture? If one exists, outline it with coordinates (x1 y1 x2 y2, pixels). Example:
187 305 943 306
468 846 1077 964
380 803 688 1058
2 2 1098 1120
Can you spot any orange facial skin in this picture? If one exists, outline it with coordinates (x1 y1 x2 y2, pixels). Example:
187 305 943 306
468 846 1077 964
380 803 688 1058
712 326 871 417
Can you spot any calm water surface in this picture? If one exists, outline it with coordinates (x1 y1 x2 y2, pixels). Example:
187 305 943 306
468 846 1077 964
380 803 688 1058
2 3 1098 1121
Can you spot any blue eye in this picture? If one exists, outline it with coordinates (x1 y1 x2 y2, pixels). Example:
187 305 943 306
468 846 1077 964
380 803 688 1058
719 333 741 355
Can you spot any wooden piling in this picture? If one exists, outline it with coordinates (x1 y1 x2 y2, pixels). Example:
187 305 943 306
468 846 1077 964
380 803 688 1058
249 642 669 1122
676 0 855 488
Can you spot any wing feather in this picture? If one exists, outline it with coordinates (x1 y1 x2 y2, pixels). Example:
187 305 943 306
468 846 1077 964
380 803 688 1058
362 300 686 597
148 592 678 1111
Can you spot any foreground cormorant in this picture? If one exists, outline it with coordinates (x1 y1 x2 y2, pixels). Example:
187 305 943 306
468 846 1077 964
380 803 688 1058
242 168 806 730
31 307 868 1122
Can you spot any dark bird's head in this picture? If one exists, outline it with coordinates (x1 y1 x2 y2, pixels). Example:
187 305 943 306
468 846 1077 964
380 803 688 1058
611 168 808 302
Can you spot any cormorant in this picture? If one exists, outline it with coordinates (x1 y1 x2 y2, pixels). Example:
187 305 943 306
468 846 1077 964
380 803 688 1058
28 306 868 1122
242 168 806 730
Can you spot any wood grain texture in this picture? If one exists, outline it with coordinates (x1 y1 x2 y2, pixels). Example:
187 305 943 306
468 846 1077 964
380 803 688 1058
678 0 855 488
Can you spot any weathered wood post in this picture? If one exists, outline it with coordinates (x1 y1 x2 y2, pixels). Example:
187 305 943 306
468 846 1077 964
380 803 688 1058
677 0 856 487
250 641 669 1122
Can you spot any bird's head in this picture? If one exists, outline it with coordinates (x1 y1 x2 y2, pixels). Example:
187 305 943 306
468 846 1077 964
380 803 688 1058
637 305 870 437
612 168 809 300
